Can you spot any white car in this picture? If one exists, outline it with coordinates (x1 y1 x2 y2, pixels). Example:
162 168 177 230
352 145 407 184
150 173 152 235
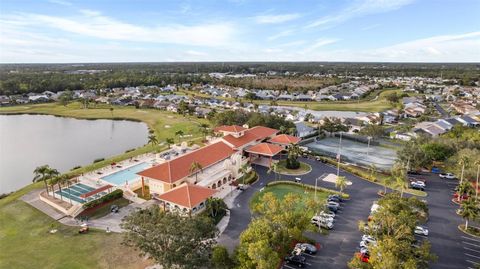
362 235 376 243
412 181 426 188
370 203 380 213
312 215 334 224
414 226 429 236
295 177 301 182
327 201 340 207
319 211 336 219
439 173 456 179
360 239 377 248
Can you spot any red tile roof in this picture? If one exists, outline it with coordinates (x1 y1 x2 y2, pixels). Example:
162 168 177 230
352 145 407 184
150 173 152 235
268 134 301 145
214 125 246 133
138 141 236 183
245 143 283 156
157 184 216 209
79 184 113 198
222 126 278 148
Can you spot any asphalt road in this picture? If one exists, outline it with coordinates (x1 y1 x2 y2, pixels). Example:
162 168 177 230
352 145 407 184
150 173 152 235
434 102 450 118
219 158 472 269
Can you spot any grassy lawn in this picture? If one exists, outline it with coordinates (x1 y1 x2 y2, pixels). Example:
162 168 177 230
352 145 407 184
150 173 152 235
275 160 312 175
250 183 330 212
0 102 207 177
0 103 212 269
78 197 131 220
0 185 150 269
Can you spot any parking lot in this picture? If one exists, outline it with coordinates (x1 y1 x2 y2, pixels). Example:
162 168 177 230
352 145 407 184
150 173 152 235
219 157 474 269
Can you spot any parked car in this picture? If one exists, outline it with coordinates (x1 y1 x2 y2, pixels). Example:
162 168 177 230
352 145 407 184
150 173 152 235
312 218 334 230
362 235 376 243
414 226 429 236
319 210 336 219
312 215 334 223
110 205 119 213
295 177 302 183
439 173 456 179
328 194 344 202
328 196 341 203
360 239 377 249
356 252 370 263
327 201 340 207
410 182 425 191
327 204 338 213
284 254 307 267
294 243 318 255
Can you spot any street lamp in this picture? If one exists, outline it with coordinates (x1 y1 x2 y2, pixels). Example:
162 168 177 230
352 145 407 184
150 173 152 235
366 136 372 159
314 175 324 202
336 132 343 177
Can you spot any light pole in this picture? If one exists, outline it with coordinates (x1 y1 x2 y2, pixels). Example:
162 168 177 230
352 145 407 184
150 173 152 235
336 132 343 177
366 136 372 158
314 175 323 202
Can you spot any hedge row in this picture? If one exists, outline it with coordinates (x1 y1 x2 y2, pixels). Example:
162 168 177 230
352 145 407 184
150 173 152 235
244 171 258 185
82 189 124 209
266 180 349 199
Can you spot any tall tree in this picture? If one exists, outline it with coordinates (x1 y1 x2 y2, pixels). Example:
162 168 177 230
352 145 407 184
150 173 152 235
459 155 471 184
336 175 348 194
122 206 217 269
166 137 175 149
460 198 479 230
147 134 158 148
199 123 210 141
189 161 203 184
33 165 55 195
175 130 185 143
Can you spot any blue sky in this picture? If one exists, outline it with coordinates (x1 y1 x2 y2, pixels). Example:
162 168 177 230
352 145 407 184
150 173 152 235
0 0 479 63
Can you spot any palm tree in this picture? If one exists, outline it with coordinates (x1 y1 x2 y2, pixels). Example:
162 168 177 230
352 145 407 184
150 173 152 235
460 198 479 230
166 138 175 149
238 163 250 184
33 165 52 195
267 162 279 181
459 155 471 184
206 197 227 218
279 126 287 134
286 143 301 169
457 180 475 202
148 134 158 147
199 123 210 141
335 176 348 194
109 107 114 117
394 175 407 198
175 130 185 143
475 160 480 200
368 164 377 181
189 161 203 184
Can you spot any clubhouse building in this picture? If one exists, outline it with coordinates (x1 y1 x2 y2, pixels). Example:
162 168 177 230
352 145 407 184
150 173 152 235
137 125 301 215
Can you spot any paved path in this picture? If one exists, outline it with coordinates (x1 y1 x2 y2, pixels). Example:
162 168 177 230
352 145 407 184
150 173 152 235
21 189 66 220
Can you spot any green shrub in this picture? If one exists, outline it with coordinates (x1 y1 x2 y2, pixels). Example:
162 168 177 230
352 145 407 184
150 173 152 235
93 158 105 163
83 189 124 209
267 181 349 199
124 148 135 153
243 171 258 184
71 165 81 171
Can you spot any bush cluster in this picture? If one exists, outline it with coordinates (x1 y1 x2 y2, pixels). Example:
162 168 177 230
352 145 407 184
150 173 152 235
83 189 123 209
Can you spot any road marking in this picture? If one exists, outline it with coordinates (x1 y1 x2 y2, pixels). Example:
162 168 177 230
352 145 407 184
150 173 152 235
467 259 479 265
463 236 480 243
282 265 296 269
463 241 480 248
465 247 480 253
465 253 480 260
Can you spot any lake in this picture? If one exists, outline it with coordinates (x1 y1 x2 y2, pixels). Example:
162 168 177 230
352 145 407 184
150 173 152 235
0 114 149 194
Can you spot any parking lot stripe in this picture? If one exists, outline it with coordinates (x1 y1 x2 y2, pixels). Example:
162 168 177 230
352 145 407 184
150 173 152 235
463 236 480 243
282 265 296 269
465 247 480 253
463 241 480 248
465 253 480 260
467 259 479 265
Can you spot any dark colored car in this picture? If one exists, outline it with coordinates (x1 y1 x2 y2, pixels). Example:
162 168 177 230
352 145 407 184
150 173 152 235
284 254 307 267
328 194 344 202
410 182 424 191
327 204 338 213
111 205 119 213
328 197 341 203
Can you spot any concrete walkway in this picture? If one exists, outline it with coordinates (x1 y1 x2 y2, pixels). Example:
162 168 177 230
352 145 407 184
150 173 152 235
21 189 158 232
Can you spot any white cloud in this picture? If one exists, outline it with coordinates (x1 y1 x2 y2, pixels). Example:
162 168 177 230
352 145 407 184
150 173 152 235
185 50 207 56
307 0 414 28
255 13 301 24
48 0 72 6
303 38 339 53
2 10 237 47
267 30 294 41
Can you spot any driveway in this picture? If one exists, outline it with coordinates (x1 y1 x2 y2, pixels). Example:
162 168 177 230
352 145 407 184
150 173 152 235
220 158 474 269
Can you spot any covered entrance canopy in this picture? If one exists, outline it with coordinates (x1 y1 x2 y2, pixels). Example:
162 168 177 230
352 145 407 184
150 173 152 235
79 184 114 199
245 143 283 167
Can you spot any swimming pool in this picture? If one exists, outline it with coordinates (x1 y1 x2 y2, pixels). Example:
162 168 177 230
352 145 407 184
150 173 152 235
101 162 150 185
55 183 98 204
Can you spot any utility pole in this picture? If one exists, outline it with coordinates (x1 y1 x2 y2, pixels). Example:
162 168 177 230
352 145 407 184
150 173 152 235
366 136 372 159
337 132 343 176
